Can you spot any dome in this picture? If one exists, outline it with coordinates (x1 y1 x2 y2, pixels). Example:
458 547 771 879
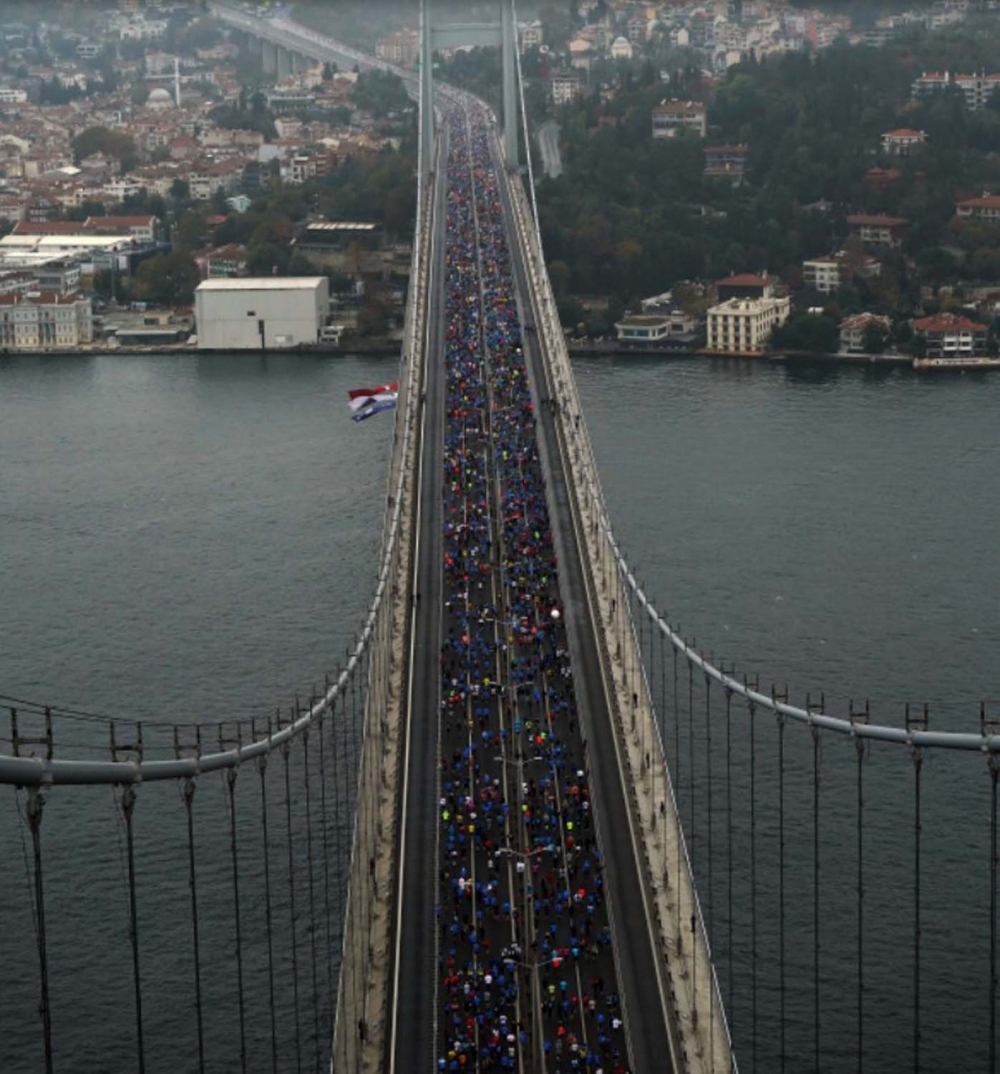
147 87 174 110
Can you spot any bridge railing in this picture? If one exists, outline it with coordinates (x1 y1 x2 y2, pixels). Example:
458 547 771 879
331 22 438 1071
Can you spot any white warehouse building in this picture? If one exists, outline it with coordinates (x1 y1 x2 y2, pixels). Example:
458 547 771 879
195 277 330 350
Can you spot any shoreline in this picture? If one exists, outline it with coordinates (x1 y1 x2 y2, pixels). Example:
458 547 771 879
3 342 996 372
0 341 404 359
564 342 915 365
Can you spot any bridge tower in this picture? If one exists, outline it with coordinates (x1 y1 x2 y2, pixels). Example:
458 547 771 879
420 0 520 175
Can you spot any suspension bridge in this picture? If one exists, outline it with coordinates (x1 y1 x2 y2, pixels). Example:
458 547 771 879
3 4 1000 1073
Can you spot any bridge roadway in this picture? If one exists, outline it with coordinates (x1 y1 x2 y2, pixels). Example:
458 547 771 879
207 7 677 1068
389 103 674 1072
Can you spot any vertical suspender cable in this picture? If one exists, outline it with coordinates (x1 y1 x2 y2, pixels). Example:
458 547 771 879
749 699 757 1074
705 673 714 946
332 675 345 938
673 643 681 944
318 689 335 1026
812 724 821 1074
912 744 922 1074
705 671 714 1073
26 787 54 1074
183 776 206 1074
121 786 146 1074
303 727 321 1074
226 767 247 1074
991 757 998 1074
660 627 667 877
726 687 734 1038
857 738 865 1074
349 653 362 1050
688 656 695 875
259 751 279 1074
689 654 698 1008
778 713 787 1074
283 741 303 1074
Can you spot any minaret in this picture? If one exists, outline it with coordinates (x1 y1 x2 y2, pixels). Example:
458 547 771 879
174 56 181 107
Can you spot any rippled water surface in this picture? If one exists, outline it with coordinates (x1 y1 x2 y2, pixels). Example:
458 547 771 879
2 352 998 1072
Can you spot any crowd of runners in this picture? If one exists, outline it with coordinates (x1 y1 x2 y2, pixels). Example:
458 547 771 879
436 101 630 1074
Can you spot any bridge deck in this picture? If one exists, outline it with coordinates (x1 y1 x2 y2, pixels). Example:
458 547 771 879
386 91 676 1071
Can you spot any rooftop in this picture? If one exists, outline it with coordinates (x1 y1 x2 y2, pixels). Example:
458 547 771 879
304 222 379 232
195 277 327 292
847 214 908 227
716 273 777 287
913 312 988 332
654 99 706 114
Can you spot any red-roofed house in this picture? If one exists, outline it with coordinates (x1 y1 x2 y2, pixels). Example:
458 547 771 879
716 273 779 302
840 312 890 354
956 195 1000 223
913 312 989 357
864 166 902 189
85 215 159 242
12 221 85 236
846 214 908 248
881 128 926 156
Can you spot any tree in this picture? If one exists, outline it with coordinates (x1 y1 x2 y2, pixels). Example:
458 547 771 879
170 178 191 203
352 69 411 119
248 241 289 276
175 18 221 54
72 127 137 173
174 209 212 251
134 251 199 307
67 200 106 222
771 312 840 353
357 296 389 336
862 320 887 354
92 270 117 300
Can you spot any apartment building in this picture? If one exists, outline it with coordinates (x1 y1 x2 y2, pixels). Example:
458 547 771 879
912 312 989 357
0 290 93 349
706 294 790 354
652 100 707 139
956 194 1000 222
847 214 908 248
912 71 1000 110
551 69 585 107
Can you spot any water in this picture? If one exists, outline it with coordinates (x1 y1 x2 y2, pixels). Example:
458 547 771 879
0 351 395 1074
573 354 1000 1072
2 351 999 1071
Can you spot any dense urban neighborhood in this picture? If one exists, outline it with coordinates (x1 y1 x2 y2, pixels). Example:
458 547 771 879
1 0 1000 365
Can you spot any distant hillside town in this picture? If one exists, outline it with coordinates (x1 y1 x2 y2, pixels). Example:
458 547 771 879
0 0 419 351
